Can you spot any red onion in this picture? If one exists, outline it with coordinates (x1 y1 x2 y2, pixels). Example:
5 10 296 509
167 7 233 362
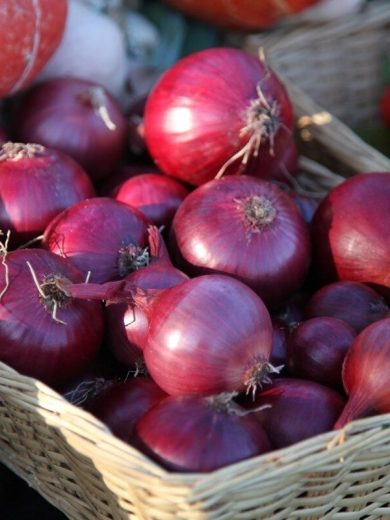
144 47 293 186
142 274 274 396
12 77 127 182
312 173 390 297
98 163 159 197
271 319 289 368
288 317 356 389
88 377 167 442
335 318 390 428
0 249 103 386
170 176 311 308
135 394 270 472
0 142 95 247
305 281 389 333
242 378 345 448
44 197 150 283
105 226 188 367
115 173 189 227
249 134 299 185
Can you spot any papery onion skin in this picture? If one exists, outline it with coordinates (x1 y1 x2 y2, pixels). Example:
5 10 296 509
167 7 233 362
12 77 127 182
312 173 390 296
107 263 189 365
135 394 270 472
288 317 356 390
0 249 103 386
170 176 311 309
44 197 150 283
88 377 167 442
115 173 189 226
164 0 319 30
0 142 95 247
305 281 389 333
106 227 189 367
144 47 293 186
248 134 299 185
241 378 345 449
143 274 273 396
335 318 390 428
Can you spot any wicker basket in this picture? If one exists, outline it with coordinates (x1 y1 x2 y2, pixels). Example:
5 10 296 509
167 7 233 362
1 3 390 519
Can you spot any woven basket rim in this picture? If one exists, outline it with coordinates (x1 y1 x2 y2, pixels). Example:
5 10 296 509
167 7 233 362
2 357 390 489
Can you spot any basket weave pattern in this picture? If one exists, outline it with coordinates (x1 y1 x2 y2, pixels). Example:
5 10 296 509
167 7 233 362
0 3 390 519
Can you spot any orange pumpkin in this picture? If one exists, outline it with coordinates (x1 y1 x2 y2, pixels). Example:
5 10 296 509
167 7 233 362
165 0 320 30
0 0 67 98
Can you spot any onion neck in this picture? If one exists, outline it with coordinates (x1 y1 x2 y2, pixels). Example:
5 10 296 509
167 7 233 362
215 86 281 179
0 142 45 161
79 86 116 131
244 91 280 149
334 394 372 429
236 195 277 230
244 361 281 399
39 274 71 313
118 244 150 278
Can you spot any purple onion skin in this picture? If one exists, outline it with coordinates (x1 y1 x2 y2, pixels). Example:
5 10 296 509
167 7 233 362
335 318 390 428
115 173 189 227
288 317 356 390
144 47 293 186
305 281 389 333
12 77 127 182
170 176 311 309
106 263 188 367
143 274 273 396
43 197 150 283
0 145 95 247
0 249 103 387
135 395 270 472
312 172 390 298
241 378 345 449
88 377 167 443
